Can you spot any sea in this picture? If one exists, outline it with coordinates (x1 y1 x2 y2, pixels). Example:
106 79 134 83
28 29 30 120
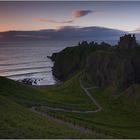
0 40 76 85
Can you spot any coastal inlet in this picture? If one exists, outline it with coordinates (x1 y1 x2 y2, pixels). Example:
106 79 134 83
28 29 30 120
0 42 65 85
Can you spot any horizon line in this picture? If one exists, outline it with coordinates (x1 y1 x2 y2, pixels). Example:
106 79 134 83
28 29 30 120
0 25 130 33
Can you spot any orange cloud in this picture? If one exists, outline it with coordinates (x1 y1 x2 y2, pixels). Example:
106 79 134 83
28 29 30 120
73 10 93 18
37 9 93 25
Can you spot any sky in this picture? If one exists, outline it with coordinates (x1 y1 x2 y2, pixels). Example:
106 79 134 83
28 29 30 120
0 1 140 32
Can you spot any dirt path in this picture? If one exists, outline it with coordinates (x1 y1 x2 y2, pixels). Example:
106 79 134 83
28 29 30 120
30 78 103 135
79 78 102 112
31 106 93 134
31 78 102 113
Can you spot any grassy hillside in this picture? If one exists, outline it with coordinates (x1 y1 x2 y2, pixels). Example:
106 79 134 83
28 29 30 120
0 75 95 110
0 94 93 138
1 72 140 138
0 76 49 107
39 75 140 138
0 76 98 138
39 72 95 110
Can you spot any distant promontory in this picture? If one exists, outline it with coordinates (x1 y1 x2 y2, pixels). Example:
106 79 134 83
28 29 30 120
50 34 140 90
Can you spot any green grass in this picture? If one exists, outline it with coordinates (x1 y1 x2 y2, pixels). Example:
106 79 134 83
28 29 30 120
0 94 95 138
39 72 95 110
1 73 140 138
0 76 99 138
0 76 83 109
87 86 140 138
47 85 140 138
0 76 49 107
0 74 95 110
37 73 140 138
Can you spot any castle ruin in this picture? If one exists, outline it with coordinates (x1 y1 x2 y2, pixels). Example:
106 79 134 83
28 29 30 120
118 34 137 49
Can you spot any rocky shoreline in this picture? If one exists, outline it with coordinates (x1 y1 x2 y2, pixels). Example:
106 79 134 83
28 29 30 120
18 78 43 85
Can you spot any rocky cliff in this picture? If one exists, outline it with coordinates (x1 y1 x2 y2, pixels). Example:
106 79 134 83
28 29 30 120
86 50 136 89
52 35 140 90
52 45 96 80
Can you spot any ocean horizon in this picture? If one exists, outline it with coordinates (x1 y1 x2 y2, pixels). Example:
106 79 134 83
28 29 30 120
0 40 74 85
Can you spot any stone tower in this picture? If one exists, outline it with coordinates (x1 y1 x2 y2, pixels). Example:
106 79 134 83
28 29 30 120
118 34 137 49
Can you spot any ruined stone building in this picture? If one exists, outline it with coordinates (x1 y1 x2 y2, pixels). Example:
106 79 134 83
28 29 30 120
118 34 137 48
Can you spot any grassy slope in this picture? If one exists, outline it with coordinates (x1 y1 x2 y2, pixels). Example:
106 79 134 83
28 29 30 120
0 74 95 110
0 95 90 138
84 87 140 138
39 73 95 110
1 73 140 138
0 76 49 107
0 76 94 138
50 86 140 138
83 86 140 138
39 74 140 138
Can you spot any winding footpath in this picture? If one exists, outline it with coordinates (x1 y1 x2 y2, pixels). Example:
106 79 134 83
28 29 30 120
31 78 102 113
30 78 102 134
79 78 102 112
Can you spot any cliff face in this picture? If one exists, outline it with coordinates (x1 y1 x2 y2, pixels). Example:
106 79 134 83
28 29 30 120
52 45 95 80
86 50 133 89
53 46 140 90
132 49 140 84
52 41 113 80
47 53 58 61
52 47 140 89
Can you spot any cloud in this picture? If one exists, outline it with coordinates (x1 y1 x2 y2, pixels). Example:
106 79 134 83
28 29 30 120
39 19 74 24
37 9 93 25
73 10 93 18
0 26 127 44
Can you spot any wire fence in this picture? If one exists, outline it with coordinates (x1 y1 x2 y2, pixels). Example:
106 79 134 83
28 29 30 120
43 110 127 139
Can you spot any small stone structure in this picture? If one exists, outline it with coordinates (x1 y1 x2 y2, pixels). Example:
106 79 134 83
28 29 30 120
118 34 137 48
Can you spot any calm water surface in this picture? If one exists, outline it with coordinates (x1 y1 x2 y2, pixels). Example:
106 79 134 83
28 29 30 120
0 40 72 85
